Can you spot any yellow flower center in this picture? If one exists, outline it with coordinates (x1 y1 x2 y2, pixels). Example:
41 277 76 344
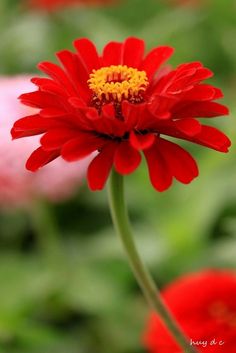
88 65 149 102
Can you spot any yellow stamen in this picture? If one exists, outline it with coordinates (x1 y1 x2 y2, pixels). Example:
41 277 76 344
88 65 149 102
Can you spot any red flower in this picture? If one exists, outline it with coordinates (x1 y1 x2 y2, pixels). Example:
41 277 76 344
143 270 236 353
11 37 230 191
28 0 113 10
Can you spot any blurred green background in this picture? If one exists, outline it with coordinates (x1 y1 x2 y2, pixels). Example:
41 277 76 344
0 0 236 352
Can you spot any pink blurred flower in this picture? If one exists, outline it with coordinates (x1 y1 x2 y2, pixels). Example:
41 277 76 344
0 76 90 207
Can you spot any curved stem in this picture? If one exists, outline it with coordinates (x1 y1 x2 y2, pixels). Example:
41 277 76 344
108 169 197 353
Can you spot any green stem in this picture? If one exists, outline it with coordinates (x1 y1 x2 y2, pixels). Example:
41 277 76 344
108 169 197 353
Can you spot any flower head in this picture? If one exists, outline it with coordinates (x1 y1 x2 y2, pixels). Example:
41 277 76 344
11 37 230 192
1 76 89 207
143 270 236 353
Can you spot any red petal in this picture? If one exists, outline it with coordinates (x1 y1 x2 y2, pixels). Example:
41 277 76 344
32 77 66 96
192 67 213 82
151 70 176 95
87 143 118 191
122 37 145 67
31 77 53 87
114 141 141 175
130 131 155 150
158 138 199 184
40 128 78 150
68 96 86 109
56 50 90 101
212 87 223 100
102 41 123 66
172 101 229 118
91 112 125 137
40 107 67 118
11 115 58 139
122 101 140 129
177 62 203 71
74 38 100 72
191 125 231 152
11 129 41 139
38 61 76 96
101 103 116 119
158 123 231 153
148 96 173 120
122 101 148 130
61 134 104 161
174 118 202 136
144 139 173 191
166 68 213 95
181 84 216 101
141 46 174 80
166 69 197 94
26 147 59 172
157 118 231 152
86 107 99 120
19 91 62 109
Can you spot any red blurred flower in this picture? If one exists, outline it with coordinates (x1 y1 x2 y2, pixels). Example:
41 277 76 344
11 37 230 192
169 0 197 5
143 270 236 353
29 0 113 10
166 0 205 7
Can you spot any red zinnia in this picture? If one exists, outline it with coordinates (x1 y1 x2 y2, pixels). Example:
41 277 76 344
11 37 230 191
29 0 113 10
143 270 236 353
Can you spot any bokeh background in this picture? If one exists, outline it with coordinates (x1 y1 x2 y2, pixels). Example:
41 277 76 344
0 0 236 352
